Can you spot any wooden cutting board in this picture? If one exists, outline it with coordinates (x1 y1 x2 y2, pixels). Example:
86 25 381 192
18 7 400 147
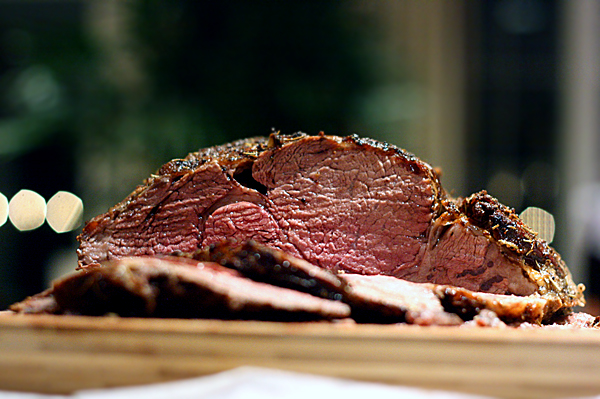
1 313 600 399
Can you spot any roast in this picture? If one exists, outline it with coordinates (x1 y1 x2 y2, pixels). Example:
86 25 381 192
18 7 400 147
78 133 583 313
12 131 588 325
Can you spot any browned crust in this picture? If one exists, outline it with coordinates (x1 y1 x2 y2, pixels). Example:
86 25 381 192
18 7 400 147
166 136 269 175
432 284 550 324
458 191 585 309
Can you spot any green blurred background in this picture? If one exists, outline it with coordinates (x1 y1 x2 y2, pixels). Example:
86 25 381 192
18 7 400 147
1 0 598 313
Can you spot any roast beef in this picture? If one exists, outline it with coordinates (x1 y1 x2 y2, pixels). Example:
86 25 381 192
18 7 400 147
190 239 346 300
76 132 584 319
11 256 351 321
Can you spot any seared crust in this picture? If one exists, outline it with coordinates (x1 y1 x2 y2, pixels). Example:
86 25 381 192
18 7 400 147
161 136 269 176
459 191 585 309
432 284 550 324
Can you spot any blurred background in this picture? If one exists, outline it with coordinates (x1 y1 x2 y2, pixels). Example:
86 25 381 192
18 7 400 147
0 0 599 314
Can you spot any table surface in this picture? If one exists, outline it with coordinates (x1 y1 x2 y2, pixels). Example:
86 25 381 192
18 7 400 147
1 312 599 399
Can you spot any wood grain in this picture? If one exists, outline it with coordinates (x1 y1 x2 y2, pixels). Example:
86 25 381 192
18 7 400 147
1 313 600 398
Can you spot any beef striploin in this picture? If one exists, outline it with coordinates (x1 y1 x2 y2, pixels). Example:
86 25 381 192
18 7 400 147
11 255 351 321
77 132 584 319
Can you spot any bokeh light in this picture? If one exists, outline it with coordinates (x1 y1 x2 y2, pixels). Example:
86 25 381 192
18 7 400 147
46 191 83 233
0 192 8 227
8 189 46 231
520 206 556 244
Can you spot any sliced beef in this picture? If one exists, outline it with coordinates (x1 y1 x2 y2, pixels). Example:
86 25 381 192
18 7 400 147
404 194 584 316
247 133 443 276
338 274 555 325
9 289 59 315
190 239 346 301
339 274 463 325
76 132 584 317
10 256 351 321
182 240 556 325
431 284 550 324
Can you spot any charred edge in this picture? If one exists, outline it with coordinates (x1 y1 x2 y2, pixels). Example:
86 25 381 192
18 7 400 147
269 131 436 181
208 244 344 301
158 159 201 176
462 191 561 275
437 288 481 322
182 137 269 170
268 131 308 148
343 134 431 176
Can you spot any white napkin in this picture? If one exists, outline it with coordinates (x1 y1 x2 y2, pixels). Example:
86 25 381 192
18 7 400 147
0 367 495 399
